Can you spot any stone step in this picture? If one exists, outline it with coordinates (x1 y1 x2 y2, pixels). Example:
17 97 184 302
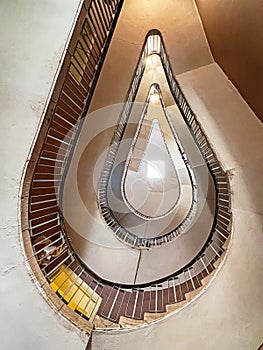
213 252 226 269
93 315 120 329
223 236 231 250
119 316 145 328
201 270 216 287
144 311 168 322
165 299 188 313
185 287 203 301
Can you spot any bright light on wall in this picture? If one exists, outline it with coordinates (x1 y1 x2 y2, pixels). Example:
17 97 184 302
146 54 159 66
150 92 159 104
149 84 160 104
147 161 163 179
146 34 161 56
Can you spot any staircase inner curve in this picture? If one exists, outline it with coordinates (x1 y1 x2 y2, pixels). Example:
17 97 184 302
22 0 232 328
106 84 195 235
63 31 217 285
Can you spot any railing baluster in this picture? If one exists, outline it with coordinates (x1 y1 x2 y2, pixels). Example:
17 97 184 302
132 289 139 319
24 11 232 326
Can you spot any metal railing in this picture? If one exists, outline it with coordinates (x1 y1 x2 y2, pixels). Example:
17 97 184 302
98 80 198 248
23 17 232 328
97 30 230 250
24 0 124 325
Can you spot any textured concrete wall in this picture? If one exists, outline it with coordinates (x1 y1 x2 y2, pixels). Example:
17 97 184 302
195 0 263 121
0 1 87 349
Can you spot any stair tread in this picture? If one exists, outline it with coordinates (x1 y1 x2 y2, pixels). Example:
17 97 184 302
119 316 145 328
144 311 168 322
166 300 188 313
94 315 120 329
201 270 216 286
213 252 226 268
185 287 203 301
223 237 231 250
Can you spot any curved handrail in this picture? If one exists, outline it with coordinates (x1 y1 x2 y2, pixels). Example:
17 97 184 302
120 105 185 221
98 83 198 247
97 31 223 251
22 0 125 328
22 17 232 330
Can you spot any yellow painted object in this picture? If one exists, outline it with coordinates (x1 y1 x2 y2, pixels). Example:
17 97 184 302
50 265 102 322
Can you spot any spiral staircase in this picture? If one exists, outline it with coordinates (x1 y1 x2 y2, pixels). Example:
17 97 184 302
16 1 263 349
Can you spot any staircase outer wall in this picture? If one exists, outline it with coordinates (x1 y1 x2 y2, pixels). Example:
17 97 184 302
0 0 88 349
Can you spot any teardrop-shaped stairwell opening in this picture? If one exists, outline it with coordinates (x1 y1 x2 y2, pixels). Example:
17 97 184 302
97 34 212 250
121 84 193 223
123 118 180 219
61 30 221 286
21 1 233 331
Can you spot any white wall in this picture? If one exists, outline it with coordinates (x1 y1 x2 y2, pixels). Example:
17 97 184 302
0 1 87 349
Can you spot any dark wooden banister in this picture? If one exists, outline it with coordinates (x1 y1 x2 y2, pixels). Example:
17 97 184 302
22 13 231 328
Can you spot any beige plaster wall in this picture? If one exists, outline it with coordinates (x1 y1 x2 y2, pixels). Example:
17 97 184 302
89 0 213 112
195 0 263 121
1 1 262 349
0 0 87 349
